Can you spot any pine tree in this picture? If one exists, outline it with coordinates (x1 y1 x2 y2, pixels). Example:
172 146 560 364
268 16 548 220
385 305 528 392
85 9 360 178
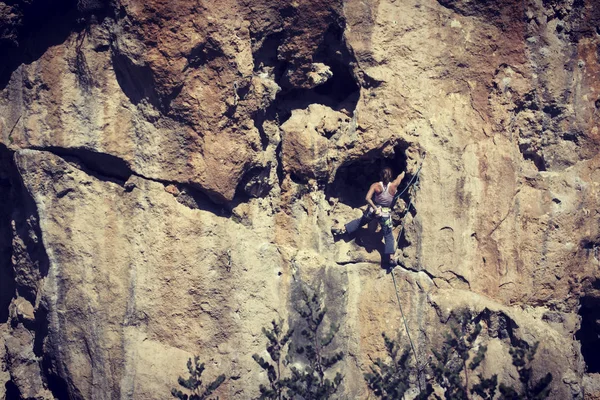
171 356 226 400
253 319 294 400
431 310 496 400
498 341 552 400
283 285 344 399
471 373 498 400
364 332 412 400
468 343 498 400
364 332 435 399
361 308 553 400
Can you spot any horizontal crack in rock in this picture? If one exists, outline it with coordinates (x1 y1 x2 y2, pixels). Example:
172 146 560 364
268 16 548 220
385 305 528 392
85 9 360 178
395 264 439 288
29 146 132 184
334 259 380 266
443 270 471 290
27 146 230 217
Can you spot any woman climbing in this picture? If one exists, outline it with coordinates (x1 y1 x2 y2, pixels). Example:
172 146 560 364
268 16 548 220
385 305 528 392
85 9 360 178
332 167 405 267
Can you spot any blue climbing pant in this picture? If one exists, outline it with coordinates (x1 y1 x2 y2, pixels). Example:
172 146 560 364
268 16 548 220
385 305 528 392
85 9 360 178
345 207 395 255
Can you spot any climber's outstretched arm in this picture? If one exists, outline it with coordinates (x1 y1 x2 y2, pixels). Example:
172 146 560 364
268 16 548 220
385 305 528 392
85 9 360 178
392 171 406 188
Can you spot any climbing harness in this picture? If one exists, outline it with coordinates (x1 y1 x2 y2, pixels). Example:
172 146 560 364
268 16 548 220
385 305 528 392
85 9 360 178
381 215 393 228
379 206 392 218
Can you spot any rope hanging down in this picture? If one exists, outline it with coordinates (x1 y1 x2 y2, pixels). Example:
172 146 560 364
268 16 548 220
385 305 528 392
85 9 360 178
391 270 423 392
389 152 426 392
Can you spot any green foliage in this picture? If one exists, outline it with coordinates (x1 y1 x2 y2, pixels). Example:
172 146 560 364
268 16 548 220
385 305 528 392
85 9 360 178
364 332 412 400
253 285 344 400
283 285 344 399
469 345 487 371
361 308 555 400
253 319 294 400
431 310 491 400
171 356 226 400
498 341 553 400
471 374 498 400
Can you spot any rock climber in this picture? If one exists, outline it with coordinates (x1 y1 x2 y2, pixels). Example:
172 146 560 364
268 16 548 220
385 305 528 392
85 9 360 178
332 167 405 267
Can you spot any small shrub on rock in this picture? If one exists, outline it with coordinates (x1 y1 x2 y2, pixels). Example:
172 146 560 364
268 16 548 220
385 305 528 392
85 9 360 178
364 332 432 399
253 319 294 399
431 310 490 400
498 340 552 400
284 285 344 399
171 356 226 400
253 284 344 400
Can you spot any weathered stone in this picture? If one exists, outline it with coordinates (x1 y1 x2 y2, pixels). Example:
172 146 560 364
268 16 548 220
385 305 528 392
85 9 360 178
4 324 53 399
307 63 333 88
0 0 599 398
281 104 347 181
10 296 35 323
0 329 9 399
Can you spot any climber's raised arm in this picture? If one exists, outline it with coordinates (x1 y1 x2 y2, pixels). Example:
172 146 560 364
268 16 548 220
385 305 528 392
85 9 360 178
391 171 406 190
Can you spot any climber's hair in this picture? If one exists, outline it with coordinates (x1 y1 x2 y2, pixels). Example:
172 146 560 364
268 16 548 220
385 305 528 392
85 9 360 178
380 167 393 185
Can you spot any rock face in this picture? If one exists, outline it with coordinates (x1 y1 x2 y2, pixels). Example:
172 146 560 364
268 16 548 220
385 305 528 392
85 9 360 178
0 0 599 399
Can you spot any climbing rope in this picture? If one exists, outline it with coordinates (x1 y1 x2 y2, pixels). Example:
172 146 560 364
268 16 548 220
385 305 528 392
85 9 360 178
391 152 427 208
394 153 425 247
391 269 423 393
396 173 420 248
389 152 426 392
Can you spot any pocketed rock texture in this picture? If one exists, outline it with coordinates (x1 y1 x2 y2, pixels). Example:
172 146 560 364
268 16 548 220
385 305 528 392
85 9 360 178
0 0 599 399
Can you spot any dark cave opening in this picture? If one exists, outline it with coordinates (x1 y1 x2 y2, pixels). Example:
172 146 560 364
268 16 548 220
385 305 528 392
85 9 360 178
273 55 360 124
327 144 408 209
313 58 359 104
576 291 600 373
312 22 360 106
0 147 16 323
275 23 360 121
0 0 109 90
250 21 360 128
5 380 21 400
252 32 285 74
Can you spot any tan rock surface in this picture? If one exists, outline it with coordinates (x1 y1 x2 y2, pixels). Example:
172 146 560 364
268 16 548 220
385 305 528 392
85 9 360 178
0 0 599 398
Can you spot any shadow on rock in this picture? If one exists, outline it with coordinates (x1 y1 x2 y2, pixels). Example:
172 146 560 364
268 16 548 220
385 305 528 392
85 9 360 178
333 219 389 271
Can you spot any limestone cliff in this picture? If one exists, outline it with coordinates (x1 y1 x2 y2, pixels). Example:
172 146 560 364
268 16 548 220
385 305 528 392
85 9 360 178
0 0 599 398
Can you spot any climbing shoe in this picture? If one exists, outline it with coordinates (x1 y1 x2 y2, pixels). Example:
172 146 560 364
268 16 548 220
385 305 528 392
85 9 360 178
331 227 345 238
385 257 398 273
